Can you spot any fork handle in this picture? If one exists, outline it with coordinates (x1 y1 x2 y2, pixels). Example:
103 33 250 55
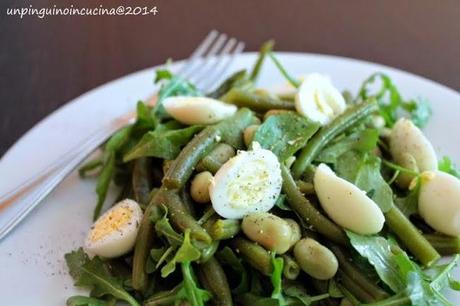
0 124 121 241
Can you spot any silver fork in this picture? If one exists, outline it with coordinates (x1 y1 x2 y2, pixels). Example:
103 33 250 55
0 30 245 241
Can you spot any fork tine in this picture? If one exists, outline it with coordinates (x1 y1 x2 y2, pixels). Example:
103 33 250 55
194 37 237 89
182 33 228 81
199 40 245 92
176 30 219 76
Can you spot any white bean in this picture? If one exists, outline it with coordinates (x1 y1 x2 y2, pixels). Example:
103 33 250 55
418 170 460 236
190 171 213 203
294 238 338 280
243 125 259 148
389 118 437 188
242 212 293 254
314 163 385 234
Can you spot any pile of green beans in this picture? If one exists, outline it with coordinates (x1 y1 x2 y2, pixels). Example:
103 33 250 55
72 42 460 306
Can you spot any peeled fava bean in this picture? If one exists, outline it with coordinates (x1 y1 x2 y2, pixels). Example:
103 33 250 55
162 96 237 125
285 218 301 248
418 170 460 236
293 238 338 280
314 163 385 234
389 118 438 188
241 212 294 254
190 171 213 203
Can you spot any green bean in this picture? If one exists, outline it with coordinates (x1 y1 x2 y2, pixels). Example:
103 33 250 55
292 100 378 178
385 206 440 266
207 69 248 99
150 161 164 186
162 159 173 176
132 157 153 208
296 180 315 194
159 189 212 244
268 52 301 88
179 186 196 217
362 291 411 306
196 143 235 174
78 158 102 177
209 219 241 240
329 245 389 301
230 237 272 275
132 189 164 292
281 165 348 245
222 88 295 112
199 241 220 263
282 254 300 280
337 270 375 303
143 284 181 306
336 283 362 306
114 182 133 204
249 40 274 82
423 233 460 255
163 108 255 189
197 257 233 306
310 278 330 295
277 92 296 102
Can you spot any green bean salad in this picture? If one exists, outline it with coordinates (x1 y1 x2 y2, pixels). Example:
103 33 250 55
65 42 460 306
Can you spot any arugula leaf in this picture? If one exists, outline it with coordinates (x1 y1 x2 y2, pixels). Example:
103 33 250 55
327 279 344 298
93 126 133 220
242 254 330 306
216 247 250 294
161 229 201 278
254 112 320 162
275 194 292 211
336 151 393 212
348 232 460 305
283 283 329 306
144 262 211 306
154 69 173 83
401 97 432 128
66 296 108 306
347 231 406 292
405 271 441 306
123 125 203 161
439 156 460 178
154 208 183 247
270 253 285 304
426 255 460 292
358 73 432 128
315 129 379 164
133 101 157 131
65 249 139 306
395 180 420 217
175 261 212 306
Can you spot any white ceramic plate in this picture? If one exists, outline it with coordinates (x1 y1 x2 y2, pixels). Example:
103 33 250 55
1 53 459 305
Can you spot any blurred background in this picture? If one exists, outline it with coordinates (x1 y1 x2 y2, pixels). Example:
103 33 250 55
1 0 460 156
